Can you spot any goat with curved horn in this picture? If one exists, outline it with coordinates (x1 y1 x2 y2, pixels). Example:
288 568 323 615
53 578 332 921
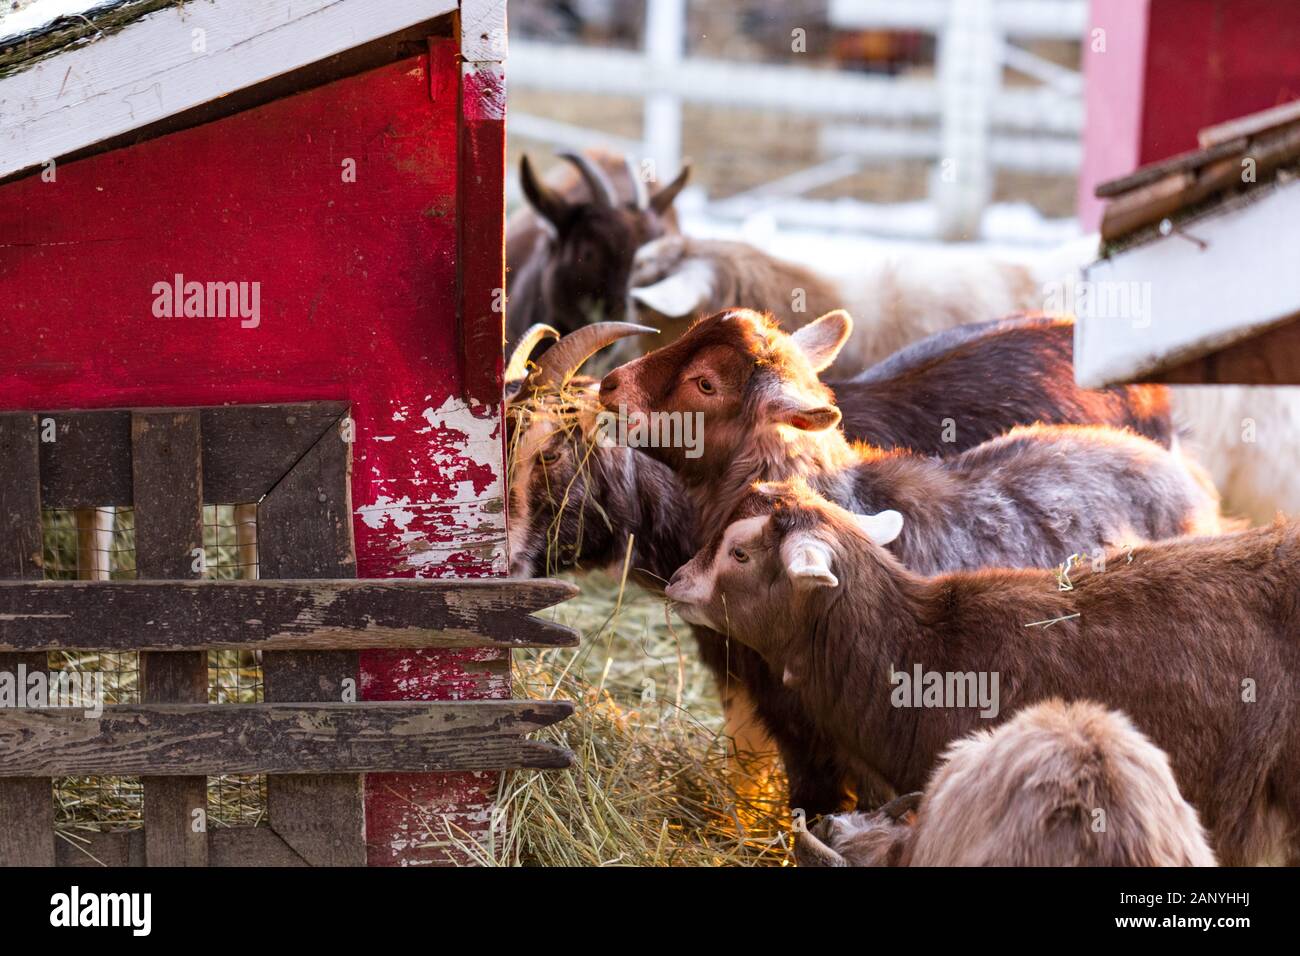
505 324 560 384
531 322 658 390
558 151 618 209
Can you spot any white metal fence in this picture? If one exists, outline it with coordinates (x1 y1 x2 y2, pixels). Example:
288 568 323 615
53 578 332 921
508 0 1087 239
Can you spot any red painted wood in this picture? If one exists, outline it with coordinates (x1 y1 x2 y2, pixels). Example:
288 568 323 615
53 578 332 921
1142 0 1300 159
457 60 507 406
1079 0 1300 229
0 37 508 866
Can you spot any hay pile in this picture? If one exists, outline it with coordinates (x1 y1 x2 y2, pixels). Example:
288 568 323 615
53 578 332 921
444 570 794 867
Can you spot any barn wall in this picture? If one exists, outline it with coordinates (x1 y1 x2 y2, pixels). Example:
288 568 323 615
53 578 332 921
0 41 508 865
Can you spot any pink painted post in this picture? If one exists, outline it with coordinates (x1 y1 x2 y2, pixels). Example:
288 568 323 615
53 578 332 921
1076 0 1152 232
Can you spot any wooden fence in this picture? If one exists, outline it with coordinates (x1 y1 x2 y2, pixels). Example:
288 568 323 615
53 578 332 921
0 402 575 866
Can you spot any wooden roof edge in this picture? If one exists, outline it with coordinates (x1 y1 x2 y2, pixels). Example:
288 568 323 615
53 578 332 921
0 0 460 182
0 0 184 79
1098 122 1300 243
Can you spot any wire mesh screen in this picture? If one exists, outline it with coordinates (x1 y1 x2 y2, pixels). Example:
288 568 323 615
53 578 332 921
45 504 267 832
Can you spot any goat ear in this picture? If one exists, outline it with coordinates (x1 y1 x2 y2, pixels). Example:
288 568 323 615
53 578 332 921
520 155 571 230
791 310 853 372
782 535 839 590
649 164 691 215
630 261 713 318
854 510 903 546
770 386 842 432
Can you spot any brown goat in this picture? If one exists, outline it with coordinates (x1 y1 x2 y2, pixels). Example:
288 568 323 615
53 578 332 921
510 317 1182 812
666 481 1298 865
506 151 690 345
600 310 1173 538
601 308 1217 562
796 700 1217 867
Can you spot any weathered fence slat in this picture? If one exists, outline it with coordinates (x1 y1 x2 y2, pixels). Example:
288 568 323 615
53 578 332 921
0 579 580 652
258 411 367 866
55 823 313 867
37 403 350 508
0 701 575 776
0 413 56 866
133 410 209 867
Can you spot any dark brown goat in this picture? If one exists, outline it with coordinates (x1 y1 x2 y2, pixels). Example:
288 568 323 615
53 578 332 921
505 151 690 345
506 147 670 283
666 482 1296 866
795 700 1217 867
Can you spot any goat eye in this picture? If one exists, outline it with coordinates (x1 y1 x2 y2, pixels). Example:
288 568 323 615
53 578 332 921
539 449 561 466
730 547 748 564
698 378 715 395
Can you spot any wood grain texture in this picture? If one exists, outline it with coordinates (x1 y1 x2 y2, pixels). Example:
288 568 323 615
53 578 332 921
1143 311 1300 385
0 579 579 652
35 404 348 509
133 410 208 867
0 412 55 866
0 701 574 776
55 825 311 868
258 408 365 866
0 0 458 179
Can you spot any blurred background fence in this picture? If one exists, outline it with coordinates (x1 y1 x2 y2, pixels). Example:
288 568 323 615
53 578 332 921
508 0 1087 242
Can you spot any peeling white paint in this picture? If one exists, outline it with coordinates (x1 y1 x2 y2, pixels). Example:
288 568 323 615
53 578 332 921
357 496 419 531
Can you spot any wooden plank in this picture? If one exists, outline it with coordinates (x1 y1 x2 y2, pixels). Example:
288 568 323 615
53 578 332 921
0 0 460 180
0 579 580 652
457 4 507 406
1094 136 1247 198
0 701 575 776
0 412 55 866
1143 311 1300 386
1199 99 1300 148
39 411 132 509
257 411 365 865
37 404 349 508
1101 123 1300 242
202 402 350 502
55 826 314 867
132 410 208 868
1099 169 1196 241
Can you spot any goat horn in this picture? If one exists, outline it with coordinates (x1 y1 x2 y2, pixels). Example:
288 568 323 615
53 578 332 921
625 155 649 210
559 151 617 209
505 324 560 385
878 792 923 820
531 322 659 390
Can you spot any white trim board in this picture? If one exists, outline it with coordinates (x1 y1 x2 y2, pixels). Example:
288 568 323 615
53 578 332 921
1074 179 1300 388
0 0 459 180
